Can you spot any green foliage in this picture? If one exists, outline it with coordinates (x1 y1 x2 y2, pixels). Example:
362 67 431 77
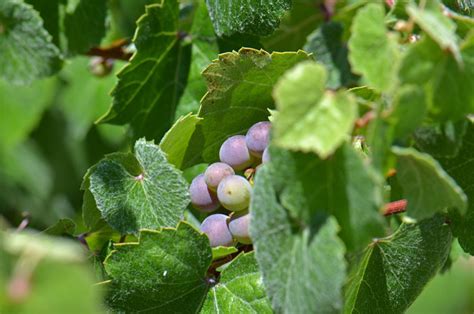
205 0 291 36
162 48 310 169
273 61 357 158
1 0 474 313
104 222 212 313
251 166 347 313
202 252 272 313
304 22 356 89
393 147 467 219
99 1 190 141
440 121 474 254
0 0 61 84
345 215 453 314
85 139 190 235
348 3 399 92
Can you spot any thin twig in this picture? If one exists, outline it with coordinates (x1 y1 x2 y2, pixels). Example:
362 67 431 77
86 39 133 61
384 199 408 216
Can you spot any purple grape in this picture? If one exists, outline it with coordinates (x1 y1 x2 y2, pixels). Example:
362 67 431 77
204 162 235 191
217 175 252 212
219 135 252 171
245 121 271 157
228 212 252 244
200 214 234 247
262 147 270 164
189 174 220 212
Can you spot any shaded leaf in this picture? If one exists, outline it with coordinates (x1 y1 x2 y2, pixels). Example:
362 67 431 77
304 21 356 89
414 119 468 158
99 1 191 141
263 0 323 52
389 85 427 139
176 3 218 119
439 121 474 255
393 147 467 219
43 218 76 236
64 0 107 54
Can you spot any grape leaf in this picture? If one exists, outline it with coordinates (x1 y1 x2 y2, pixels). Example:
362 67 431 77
98 1 191 141
251 164 347 313
344 215 452 314
348 3 399 92
64 0 107 54
87 139 190 234
201 252 272 313
0 0 62 84
407 1 461 63
399 35 474 121
414 119 468 158
389 85 427 139
263 0 323 52
104 222 212 313
25 0 61 46
439 121 474 255
176 3 218 119
164 48 310 169
304 21 357 89
393 147 467 219
259 145 385 251
273 61 357 158
205 0 291 36
0 231 102 313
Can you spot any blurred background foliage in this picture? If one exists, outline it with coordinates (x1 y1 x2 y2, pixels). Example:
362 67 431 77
0 0 473 313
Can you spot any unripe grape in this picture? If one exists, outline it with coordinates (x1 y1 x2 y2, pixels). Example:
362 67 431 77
200 214 234 247
217 175 252 212
228 212 252 244
245 121 271 157
262 147 270 163
204 162 235 191
219 135 252 171
189 174 220 212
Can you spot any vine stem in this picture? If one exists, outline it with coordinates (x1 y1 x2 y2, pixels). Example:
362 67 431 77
384 199 407 216
86 39 132 61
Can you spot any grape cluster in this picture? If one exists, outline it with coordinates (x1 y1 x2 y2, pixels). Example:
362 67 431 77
189 121 271 247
